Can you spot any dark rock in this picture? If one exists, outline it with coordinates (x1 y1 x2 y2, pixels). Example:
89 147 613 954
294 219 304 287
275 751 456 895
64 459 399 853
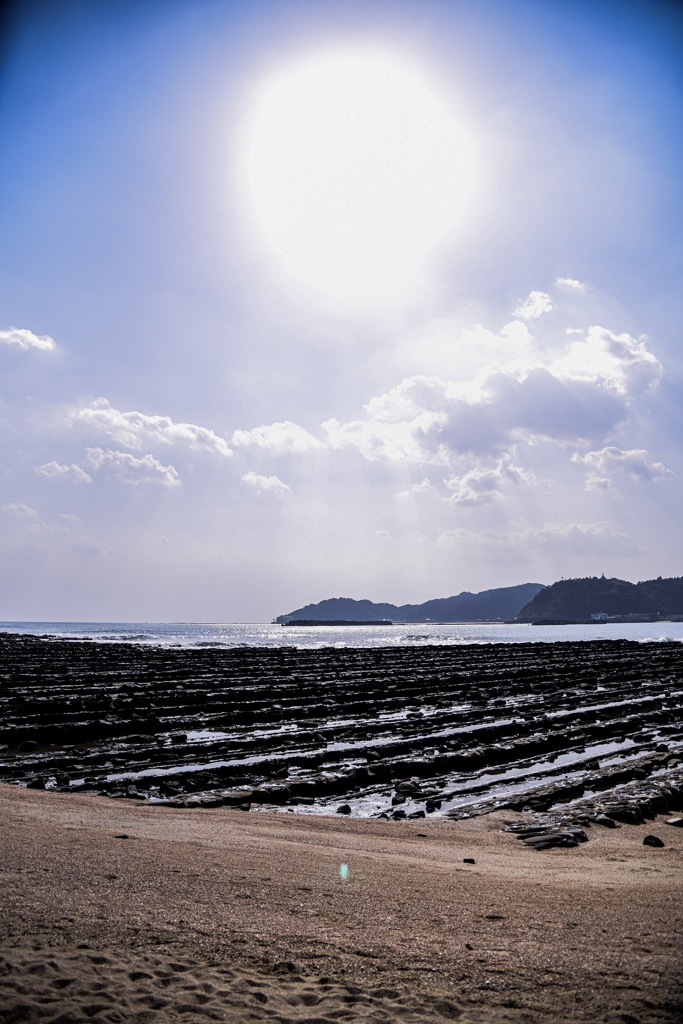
594 814 619 828
18 740 38 751
665 816 683 827
25 777 45 789
463 858 476 864
185 794 224 808
395 780 422 796
217 788 256 806
643 834 664 847
336 804 352 815
253 783 290 804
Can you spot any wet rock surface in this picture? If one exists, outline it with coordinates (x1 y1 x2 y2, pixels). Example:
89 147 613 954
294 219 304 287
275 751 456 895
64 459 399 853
1 634 682 827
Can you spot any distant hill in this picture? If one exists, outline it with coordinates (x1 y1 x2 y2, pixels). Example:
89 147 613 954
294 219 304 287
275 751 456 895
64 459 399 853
516 576 683 623
275 583 545 624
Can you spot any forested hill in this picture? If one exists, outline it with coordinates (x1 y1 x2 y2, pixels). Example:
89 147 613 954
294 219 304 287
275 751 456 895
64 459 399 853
275 583 544 624
516 576 683 622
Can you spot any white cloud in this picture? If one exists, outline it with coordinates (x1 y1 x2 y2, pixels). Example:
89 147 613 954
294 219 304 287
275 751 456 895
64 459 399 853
324 323 663 465
393 316 537 383
513 291 554 320
403 478 435 496
443 458 532 506
556 277 586 291
554 326 662 395
0 503 38 517
241 471 290 494
232 420 322 453
572 446 673 491
69 398 232 456
84 448 180 487
322 414 436 464
36 461 93 484
0 327 57 352
37 450 179 487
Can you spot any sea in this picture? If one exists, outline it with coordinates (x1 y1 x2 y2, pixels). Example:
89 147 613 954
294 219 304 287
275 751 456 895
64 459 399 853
1 620 682 648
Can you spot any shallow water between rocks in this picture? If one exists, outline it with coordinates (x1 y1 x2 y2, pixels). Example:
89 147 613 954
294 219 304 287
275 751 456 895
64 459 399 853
1 634 681 829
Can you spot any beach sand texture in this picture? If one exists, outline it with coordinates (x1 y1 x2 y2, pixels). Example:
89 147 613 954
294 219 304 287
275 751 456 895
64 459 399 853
1 784 682 1024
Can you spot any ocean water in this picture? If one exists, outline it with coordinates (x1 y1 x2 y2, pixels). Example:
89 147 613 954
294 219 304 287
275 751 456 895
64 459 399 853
1 620 682 648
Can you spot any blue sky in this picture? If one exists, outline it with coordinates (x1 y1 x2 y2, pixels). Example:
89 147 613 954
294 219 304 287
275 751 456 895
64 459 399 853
1 0 682 621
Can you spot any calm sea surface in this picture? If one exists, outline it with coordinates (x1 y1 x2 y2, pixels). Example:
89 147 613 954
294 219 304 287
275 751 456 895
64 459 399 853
1 620 682 648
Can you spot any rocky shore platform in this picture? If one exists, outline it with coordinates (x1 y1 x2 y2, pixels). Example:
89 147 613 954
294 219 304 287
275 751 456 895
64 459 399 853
1 634 682 832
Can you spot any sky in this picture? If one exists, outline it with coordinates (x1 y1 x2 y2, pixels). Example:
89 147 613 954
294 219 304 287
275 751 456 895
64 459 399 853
1 0 682 622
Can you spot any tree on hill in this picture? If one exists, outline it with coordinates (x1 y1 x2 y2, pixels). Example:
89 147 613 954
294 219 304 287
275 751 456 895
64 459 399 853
517 575 683 622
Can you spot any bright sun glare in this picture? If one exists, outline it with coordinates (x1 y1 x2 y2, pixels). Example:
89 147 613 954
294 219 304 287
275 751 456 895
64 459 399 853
244 47 476 314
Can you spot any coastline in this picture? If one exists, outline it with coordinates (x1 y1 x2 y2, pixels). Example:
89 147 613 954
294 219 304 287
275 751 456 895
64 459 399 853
2 634 682 822
1 784 682 1022
1 634 682 1021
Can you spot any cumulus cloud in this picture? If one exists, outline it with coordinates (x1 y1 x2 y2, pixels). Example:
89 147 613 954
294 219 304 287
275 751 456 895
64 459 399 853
328 365 623 498
36 449 179 486
215 304 666 526
394 365 625 459
554 326 662 395
443 458 532 506
572 446 673 490
36 461 93 484
0 327 57 352
513 291 554 320
241 471 290 494
320 323 662 465
322 414 435 464
69 398 232 456
321 376 456 464
84 448 180 487
232 420 322 453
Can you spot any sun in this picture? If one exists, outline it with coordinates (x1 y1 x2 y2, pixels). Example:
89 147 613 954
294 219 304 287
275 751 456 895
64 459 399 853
243 47 476 314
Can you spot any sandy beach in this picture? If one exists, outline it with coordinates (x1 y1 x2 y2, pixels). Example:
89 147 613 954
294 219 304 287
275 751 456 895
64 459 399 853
1 783 682 1023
